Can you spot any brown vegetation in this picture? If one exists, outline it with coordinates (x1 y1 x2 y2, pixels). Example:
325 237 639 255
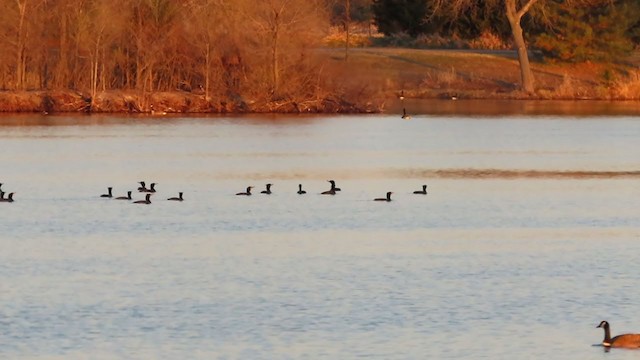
0 0 638 114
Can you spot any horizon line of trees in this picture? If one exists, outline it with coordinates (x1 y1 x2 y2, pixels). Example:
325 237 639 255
3 0 640 99
0 0 331 103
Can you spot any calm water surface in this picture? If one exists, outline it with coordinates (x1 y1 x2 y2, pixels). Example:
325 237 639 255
1 104 640 359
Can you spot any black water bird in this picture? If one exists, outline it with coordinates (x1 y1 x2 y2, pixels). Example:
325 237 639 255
297 184 306 194
374 192 393 202
322 180 339 195
597 321 640 348
100 187 113 198
115 191 132 200
261 184 272 194
236 186 253 196
137 181 147 192
413 185 427 194
0 192 15 203
142 183 157 193
133 193 152 204
328 180 341 191
167 192 184 201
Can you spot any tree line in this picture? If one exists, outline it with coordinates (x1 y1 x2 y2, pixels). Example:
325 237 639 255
0 0 330 104
2 0 639 103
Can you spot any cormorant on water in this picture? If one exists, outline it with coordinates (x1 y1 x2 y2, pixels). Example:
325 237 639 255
0 192 14 203
137 181 147 192
115 191 132 200
236 186 253 196
328 180 341 191
167 192 184 201
413 185 427 194
100 187 113 198
374 192 393 202
133 193 152 204
297 184 306 194
141 183 157 193
261 183 272 194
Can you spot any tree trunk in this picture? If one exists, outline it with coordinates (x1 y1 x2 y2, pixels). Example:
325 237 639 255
271 19 279 96
204 42 210 99
345 0 350 61
505 0 536 94
16 0 28 90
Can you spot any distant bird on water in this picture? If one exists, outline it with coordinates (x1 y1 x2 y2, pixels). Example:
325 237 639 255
328 180 341 192
236 186 253 196
137 181 147 192
413 185 427 194
0 192 15 203
261 183 273 194
133 193 152 204
141 183 157 193
374 192 393 202
115 191 132 200
321 180 340 195
297 184 306 194
167 192 184 201
100 187 113 198
597 321 640 348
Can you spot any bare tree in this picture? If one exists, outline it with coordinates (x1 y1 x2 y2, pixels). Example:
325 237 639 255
241 0 329 99
3 0 47 90
184 0 232 99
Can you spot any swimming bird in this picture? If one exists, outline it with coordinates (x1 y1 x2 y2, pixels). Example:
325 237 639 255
261 183 272 194
297 184 306 194
115 191 132 200
328 180 341 192
167 192 184 201
0 192 15 203
321 180 339 195
141 183 157 193
597 321 640 348
236 186 253 196
413 185 428 194
133 193 152 204
374 192 393 202
137 181 147 192
399 90 405 101
100 187 113 198
401 107 412 120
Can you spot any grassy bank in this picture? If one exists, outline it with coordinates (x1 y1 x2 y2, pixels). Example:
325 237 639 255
2 47 639 114
320 48 640 103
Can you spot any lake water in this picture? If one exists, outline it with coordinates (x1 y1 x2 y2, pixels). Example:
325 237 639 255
1 102 640 359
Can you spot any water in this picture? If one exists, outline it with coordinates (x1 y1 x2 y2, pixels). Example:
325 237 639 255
1 107 640 359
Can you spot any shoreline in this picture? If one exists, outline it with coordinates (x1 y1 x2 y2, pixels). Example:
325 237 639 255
2 89 640 116
0 90 381 115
